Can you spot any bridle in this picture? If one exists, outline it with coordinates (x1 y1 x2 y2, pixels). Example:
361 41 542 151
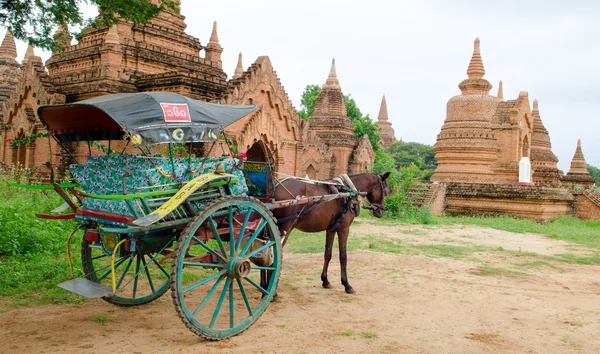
362 174 386 216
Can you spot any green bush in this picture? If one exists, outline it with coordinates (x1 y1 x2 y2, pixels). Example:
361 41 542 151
0 166 82 305
0 169 74 256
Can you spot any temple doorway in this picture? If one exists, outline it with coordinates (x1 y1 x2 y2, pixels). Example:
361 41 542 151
306 164 316 179
246 141 268 163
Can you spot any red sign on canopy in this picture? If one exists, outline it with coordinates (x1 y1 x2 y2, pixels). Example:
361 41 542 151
161 103 191 122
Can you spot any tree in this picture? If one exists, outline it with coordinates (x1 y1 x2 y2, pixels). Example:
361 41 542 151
588 164 600 185
297 84 321 120
297 84 381 151
0 0 176 50
385 141 437 180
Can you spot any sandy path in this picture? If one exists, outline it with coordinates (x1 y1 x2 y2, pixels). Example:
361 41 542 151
1 223 600 354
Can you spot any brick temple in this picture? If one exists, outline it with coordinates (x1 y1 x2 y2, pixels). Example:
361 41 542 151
0 2 374 178
376 95 396 147
422 38 599 220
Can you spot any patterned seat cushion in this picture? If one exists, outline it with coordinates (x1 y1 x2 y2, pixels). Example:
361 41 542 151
70 155 248 217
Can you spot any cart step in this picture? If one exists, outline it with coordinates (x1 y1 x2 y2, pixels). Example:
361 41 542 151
58 278 114 299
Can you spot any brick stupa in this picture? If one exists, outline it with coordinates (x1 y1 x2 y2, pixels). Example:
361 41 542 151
0 30 19 118
562 139 595 187
45 1 227 102
432 38 501 183
308 59 361 176
529 99 563 184
376 95 396 147
232 52 244 79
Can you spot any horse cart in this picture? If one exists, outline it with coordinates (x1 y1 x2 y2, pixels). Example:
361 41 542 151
9 92 363 340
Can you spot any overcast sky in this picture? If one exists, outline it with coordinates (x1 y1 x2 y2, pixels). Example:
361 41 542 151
4 0 599 170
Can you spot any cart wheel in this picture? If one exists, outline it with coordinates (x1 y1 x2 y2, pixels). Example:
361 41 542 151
81 233 172 306
172 196 281 340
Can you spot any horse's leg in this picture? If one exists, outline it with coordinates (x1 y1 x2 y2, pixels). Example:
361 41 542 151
260 269 267 295
338 225 355 294
321 230 335 289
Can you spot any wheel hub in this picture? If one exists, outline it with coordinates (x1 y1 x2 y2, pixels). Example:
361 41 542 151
227 258 252 279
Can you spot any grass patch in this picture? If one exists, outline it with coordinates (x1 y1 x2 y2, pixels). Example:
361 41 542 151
361 331 378 339
469 264 525 278
340 330 354 337
414 244 487 259
551 253 600 265
516 261 565 272
0 174 88 307
91 313 111 324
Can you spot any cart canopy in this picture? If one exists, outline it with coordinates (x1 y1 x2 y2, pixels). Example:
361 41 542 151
37 92 256 145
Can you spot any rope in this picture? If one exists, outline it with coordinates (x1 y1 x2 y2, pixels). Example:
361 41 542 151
111 239 128 293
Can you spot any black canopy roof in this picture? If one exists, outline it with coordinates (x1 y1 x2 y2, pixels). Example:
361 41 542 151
37 92 257 145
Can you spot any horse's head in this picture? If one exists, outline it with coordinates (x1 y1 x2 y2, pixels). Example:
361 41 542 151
364 172 391 218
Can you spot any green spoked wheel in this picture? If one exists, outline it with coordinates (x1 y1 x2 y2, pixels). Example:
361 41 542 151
81 231 174 306
171 196 281 340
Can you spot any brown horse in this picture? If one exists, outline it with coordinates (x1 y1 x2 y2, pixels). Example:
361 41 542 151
272 172 390 294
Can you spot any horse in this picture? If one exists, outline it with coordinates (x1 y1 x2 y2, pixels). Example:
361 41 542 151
270 172 390 294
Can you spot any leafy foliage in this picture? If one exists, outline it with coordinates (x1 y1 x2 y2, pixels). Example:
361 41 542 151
385 141 437 180
297 84 321 120
372 149 432 222
588 164 600 185
0 165 85 306
382 164 431 221
0 0 177 51
297 84 381 151
344 94 381 152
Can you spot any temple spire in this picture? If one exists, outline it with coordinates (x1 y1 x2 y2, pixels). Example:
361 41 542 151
205 21 223 68
323 58 340 89
104 24 120 44
567 139 590 174
563 138 595 186
0 29 17 60
209 21 219 44
532 98 539 112
467 37 485 79
23 45 41 63
378 95 389 121
54 24 72 48
497 80 504 100
233 52 243 79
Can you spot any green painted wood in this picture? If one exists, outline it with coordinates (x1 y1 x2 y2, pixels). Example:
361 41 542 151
8 182 79 189
82 235 171 306
172 196 281 340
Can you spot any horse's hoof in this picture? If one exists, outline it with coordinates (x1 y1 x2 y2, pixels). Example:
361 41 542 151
271 293 280 302
322 283 332 289
345 288 356 294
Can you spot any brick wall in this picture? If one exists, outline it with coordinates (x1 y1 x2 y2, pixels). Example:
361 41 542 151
443 183 573 221
573 191 600 221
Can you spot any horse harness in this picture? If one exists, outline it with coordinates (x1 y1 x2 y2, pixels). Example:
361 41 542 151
359 174 386 216
274 174 384 232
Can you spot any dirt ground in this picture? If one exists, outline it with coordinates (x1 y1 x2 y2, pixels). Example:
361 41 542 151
2 221 600 354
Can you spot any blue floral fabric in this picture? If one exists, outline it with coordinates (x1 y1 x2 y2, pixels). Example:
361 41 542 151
70 155 248 217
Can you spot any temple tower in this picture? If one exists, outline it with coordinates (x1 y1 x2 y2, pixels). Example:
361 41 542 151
232 52 243 80
529 99 562 184
376 95 396 147
205 21 223 69
497 80 504 100
0 30 19 113
562 139 595 187
431 38 501 183
308 59 358 177
45 9 227 102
